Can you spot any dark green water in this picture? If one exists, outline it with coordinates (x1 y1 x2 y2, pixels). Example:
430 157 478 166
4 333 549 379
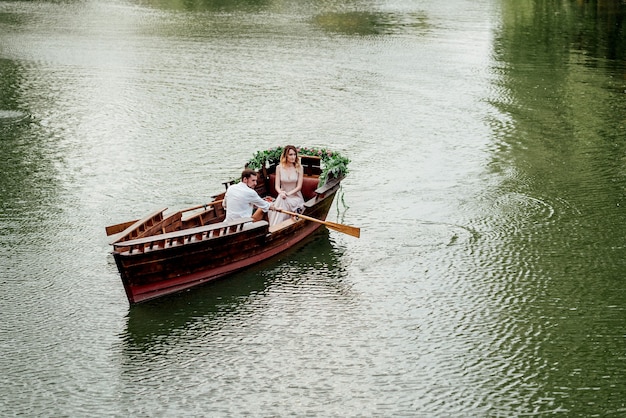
1 0 625 415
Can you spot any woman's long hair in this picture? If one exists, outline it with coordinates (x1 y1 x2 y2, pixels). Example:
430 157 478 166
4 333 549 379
279 145 301 169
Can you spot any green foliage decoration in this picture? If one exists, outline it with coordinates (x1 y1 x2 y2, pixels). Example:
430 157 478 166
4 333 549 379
246 146 350 186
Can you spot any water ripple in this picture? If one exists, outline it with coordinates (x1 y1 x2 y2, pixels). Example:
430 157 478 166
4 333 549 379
0 110 31 125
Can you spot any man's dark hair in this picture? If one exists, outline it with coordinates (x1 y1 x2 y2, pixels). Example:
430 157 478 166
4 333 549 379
241 168 258 181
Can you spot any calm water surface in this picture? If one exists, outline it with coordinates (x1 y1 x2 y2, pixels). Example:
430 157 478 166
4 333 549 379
1 0 625 416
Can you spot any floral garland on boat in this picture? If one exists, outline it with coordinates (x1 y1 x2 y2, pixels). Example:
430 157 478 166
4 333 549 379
246 146 350 186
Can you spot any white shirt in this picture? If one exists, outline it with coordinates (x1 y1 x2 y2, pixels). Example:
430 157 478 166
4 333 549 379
224 181 270 222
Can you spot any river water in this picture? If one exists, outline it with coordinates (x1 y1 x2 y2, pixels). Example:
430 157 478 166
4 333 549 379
1 0 625 416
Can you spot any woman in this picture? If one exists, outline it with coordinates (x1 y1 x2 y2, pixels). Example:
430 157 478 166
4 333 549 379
268 145 305 226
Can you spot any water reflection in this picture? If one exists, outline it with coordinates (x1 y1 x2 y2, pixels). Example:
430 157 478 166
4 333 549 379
475 0 626 413
135 0 271 12
313 11 431 36
572 0 625 61
122 230 349 350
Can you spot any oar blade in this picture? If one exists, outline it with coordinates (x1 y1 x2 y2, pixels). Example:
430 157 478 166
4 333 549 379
105 219 138 236
325 221 361 238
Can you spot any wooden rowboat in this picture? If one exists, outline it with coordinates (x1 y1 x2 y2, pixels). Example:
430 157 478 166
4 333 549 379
106 152 357 305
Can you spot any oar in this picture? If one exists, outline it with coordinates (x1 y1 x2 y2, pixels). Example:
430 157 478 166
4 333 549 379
105 219 138 236
272 208 360 238
105 200 225 236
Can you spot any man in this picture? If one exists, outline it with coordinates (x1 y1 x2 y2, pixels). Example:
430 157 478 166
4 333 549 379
224 169 274 222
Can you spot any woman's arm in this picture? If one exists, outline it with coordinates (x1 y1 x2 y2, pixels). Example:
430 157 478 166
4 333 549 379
275 166 287 198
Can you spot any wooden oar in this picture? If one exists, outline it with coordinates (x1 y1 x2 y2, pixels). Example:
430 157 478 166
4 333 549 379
272 208 360 238
105 200 224 236
105 219 138 236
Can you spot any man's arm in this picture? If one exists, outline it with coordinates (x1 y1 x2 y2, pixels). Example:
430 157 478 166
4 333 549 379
246 187 271 212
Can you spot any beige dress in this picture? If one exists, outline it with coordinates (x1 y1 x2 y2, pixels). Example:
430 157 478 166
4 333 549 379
268 165 305 226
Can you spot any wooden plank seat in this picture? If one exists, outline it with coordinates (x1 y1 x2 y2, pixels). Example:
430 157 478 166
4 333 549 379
181 204 223 226
300 155 322 176
109 207 168 244
113 218 267 254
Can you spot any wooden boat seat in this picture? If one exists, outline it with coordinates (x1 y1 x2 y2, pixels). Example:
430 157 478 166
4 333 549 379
181 204 224 227
114 218 268 254
269 174 320 201
268 217 296 233
300 155 322 176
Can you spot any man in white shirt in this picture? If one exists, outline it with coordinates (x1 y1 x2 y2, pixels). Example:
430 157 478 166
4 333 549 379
224 169 274 222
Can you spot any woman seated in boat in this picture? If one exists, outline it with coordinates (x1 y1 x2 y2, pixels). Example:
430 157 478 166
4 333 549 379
268 145 305 226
